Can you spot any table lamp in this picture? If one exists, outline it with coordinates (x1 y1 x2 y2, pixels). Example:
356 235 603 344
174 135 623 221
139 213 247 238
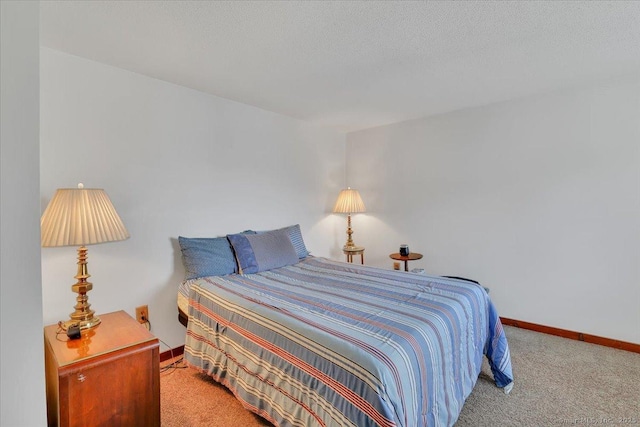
333 187 366 248
41 183 129 330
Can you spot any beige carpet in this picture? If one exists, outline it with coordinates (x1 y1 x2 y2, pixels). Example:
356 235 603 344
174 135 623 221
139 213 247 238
160 326 640 426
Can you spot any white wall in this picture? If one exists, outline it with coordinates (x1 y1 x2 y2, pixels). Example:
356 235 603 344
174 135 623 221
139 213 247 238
347 77 640 344
40 48 346 349
1 1 47 425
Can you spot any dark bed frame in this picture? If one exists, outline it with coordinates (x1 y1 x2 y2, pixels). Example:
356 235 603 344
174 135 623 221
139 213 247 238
178 307 188 327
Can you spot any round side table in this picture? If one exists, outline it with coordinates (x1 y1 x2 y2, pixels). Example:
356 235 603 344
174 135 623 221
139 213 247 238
389 252 423 271
343 246 365 264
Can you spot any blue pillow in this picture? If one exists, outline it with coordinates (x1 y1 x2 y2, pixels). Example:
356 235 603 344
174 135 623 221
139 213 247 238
259 224 309 259
178 236 238 279
227 229 299 274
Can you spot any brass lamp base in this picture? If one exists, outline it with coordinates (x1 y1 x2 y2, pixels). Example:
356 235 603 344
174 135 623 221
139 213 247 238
343 213 358 248
61 316 101 331
62 246 101 331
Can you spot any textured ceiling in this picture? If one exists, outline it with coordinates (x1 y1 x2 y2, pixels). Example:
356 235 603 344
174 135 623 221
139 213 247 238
40 1 640 132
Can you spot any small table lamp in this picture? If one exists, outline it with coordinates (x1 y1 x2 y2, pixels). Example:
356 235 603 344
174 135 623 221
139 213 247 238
333 187 366 248
41 183 129 330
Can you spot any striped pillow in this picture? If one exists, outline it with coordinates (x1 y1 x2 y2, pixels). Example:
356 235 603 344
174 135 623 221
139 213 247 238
265 224 309 259
227 229 299 274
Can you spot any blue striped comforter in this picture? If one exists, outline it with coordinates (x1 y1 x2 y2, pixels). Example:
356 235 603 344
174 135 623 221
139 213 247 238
184 257 513 427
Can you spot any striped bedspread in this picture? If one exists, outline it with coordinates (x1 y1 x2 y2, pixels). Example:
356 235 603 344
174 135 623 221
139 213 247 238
184 257 513 427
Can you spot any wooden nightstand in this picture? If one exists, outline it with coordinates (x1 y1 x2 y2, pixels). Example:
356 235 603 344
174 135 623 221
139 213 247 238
343 246 365 264
44 310 160 427
389 252 423 271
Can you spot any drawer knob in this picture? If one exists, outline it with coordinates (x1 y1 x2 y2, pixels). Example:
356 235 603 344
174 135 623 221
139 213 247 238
77 373 86 382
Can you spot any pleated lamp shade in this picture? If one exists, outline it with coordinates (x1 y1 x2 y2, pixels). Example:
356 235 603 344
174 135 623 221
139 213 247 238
332 188 366 214
41 184 129 331
41 185 129 247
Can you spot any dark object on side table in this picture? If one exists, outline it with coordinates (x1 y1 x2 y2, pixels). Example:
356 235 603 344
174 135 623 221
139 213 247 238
66 324 81 340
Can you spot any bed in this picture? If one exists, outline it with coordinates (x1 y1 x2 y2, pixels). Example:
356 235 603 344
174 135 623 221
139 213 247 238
178 236 513 427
